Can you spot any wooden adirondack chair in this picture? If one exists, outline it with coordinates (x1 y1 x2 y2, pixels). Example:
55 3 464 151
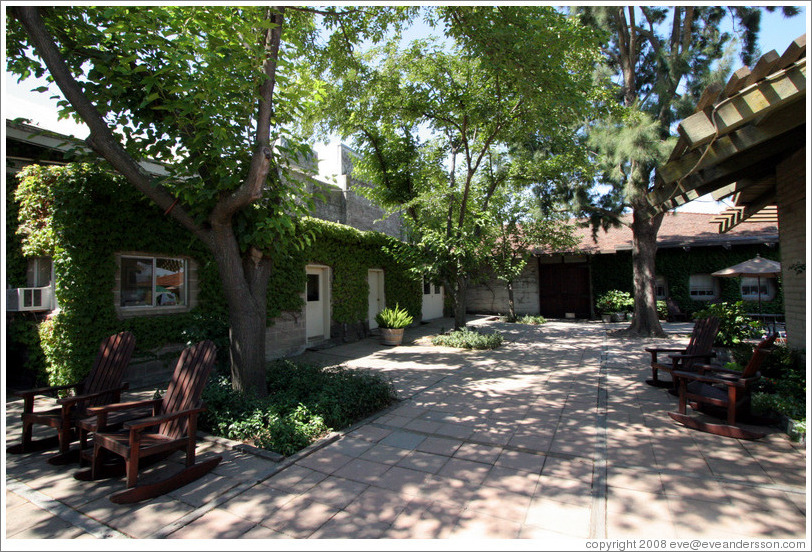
7 331 136 464
644 316 719 388
668 334 777 440
75 340 221 504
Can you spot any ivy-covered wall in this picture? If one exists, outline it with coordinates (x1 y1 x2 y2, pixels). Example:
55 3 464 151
10 163 421 387
590 244 783 316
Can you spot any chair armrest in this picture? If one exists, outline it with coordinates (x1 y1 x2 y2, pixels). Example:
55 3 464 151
56 385 129 407
86 398 162 416
123 406 207 432
672 370 760 388
15 383 79 399
645 348 686 353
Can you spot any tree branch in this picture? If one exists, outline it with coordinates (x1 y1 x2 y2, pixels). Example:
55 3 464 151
12 6 206 241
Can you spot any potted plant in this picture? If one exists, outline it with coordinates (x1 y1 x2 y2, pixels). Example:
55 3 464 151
596 290 633 322
375 304 414 346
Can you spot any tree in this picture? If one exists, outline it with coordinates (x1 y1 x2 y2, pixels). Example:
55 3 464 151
575 5 800 337
305 6 605 329
6 5 405 396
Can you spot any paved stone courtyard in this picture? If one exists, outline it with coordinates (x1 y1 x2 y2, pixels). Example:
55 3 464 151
4 318 807 545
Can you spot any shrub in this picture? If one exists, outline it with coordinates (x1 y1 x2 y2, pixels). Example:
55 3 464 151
515 314 547 325
432 327 504 350
693 301 762 347
200 360 397 456
595 290 633 314
375 304 414 329
656 300 668 320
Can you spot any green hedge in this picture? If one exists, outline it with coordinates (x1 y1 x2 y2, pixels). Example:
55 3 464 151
10 163 421 386
590 245 783 318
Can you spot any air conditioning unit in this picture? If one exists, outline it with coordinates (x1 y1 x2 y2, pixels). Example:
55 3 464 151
6 287 54 312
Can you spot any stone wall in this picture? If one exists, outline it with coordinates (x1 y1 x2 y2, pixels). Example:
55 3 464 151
265 310 308 360
466 261 540 315
776 147 806 350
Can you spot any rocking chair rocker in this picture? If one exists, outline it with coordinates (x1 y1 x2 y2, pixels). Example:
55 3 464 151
8 331 136 464
668 334 777 440
75 340 221 504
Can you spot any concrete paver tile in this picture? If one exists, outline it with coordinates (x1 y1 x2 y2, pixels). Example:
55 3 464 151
404 418 442 433
372 465 431 497
524 496 592 538
416 474 478 506
327 436 374 458
415 436 463 457
396 449 450 474
465 484 534 523
79 494 195 538
296 449 355 475
309 510 391 538
343 486 413 524
263 464 327 494
541 456 594 483
258 495 339 538
347 424 392 443
332 457 392 484
493 448 546 474
606 487 677 539
507 432 553 453
5 500 71 538
481 465 540 497
166 472 242 508
433 422 475 440
606 466 664 494
385 499 464 538
659 472 729 504
307 475 369 509
220 484 298 523
436 457 492 486
379 429 426 450
448 509 522 539
166 509 256 539
210 450 279 481
240 525 290 539
359 443 412 465
536 474 593 507
453 442 502 465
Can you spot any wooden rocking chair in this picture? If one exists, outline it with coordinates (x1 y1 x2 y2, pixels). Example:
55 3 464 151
668 334 777 440
644 316 719 388
7 331 136 464
75 340 221 504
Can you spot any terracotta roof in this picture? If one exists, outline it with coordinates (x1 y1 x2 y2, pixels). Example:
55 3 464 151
548 211 778 255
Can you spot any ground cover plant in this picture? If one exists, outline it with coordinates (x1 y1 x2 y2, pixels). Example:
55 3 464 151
503 314 547 325
432 327 504 350
200 360 397 456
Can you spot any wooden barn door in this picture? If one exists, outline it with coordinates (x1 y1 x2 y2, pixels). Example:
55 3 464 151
538 261 591 318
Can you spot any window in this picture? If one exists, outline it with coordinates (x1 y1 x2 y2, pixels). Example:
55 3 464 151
740 277 776 301
306 273 320 302
689 274 719 300
26 257 52 288
423 279 431 295
655 275 667 300
120 256 187 308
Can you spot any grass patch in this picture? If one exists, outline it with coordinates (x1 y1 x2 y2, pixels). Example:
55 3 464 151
432 327 504 350
200 360 397 456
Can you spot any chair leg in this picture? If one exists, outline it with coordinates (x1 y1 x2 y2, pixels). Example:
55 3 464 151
21 421 33 452
126 454 140 488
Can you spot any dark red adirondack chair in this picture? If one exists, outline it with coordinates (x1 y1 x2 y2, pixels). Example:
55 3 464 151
75 340 221 504
8 331 136 463
668 334 777 440
644 316 719 388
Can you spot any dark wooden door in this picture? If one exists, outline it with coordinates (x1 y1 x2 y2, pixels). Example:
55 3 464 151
538 261 591 318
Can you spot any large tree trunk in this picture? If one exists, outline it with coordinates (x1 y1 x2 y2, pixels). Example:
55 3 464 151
449 275 469 330
507 281 516 321
210 227 272 397
624 208 666 337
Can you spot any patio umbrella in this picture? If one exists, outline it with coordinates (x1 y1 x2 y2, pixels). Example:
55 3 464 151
711 254 781 314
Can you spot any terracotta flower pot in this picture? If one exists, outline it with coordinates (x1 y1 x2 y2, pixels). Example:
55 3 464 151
380 327 405 346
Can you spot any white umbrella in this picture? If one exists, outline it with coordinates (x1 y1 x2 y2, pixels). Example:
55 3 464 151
711 254 781 314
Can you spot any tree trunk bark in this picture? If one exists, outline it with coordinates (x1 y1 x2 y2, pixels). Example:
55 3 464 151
624 208 666 337
507 281 516 320
450 275 468 330
209 227 271 397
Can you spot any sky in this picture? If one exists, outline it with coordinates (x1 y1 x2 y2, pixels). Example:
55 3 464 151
2 2 809 213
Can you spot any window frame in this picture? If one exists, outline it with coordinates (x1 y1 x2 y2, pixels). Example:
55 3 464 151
688 274 719 301
119 254 188 310
740 276 776 302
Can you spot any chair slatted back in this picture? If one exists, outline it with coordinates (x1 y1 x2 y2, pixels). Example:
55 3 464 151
159 340 217 439
682 316 720 370
741 334 778 379
80 331 136 409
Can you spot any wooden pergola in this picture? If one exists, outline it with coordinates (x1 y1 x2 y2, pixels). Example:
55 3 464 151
645 34 806 233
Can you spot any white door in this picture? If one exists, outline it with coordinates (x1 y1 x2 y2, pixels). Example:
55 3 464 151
368 269 385 329
306 266 329 341
422 279 445 320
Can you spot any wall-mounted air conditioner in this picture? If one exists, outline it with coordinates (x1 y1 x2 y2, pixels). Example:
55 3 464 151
6 287 54 312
